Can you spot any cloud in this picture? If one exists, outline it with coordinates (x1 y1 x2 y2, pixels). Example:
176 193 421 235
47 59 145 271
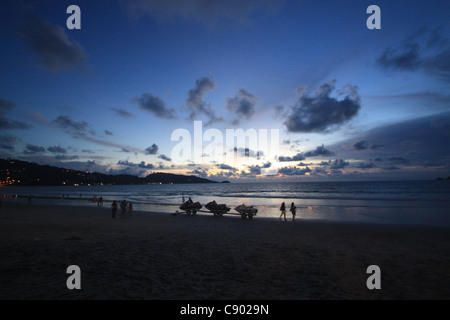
52 115 142 154
118 160 155 170
279 153 305 162
105 130 114 136
111 108 134 118
123 0 283 26
352 139 384 151
47 146 67 154
357 162 377 169
136 93 176 119
333 112 450 174
0 134 20 151
284 80 361 133
0 98 16 115
370 144 384 150
216 164 238 171
304 144 334 157
278 166 312 176
377 26 450 81
158 154 172 162
24 144 46 155
186 77 221 125
329 159 349 169
353 140 369 150
0 98 32 130
226 89 258 124
55 155 79 161
145 144 159 155
53 115 89 133
377 44 422 71
19 15 88 73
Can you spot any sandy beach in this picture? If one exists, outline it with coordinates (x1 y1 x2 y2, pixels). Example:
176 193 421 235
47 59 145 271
0 201 449 300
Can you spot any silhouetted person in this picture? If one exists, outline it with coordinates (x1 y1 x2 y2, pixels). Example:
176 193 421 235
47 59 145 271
111 201 118 219
280 202 286 221
187 197 193 204
97 196 103 207
290 202 297 221
120 200 127 218
127 202 133 218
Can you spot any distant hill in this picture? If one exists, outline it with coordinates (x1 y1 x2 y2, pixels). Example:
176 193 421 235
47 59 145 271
0 159 217 186
435 176 450 181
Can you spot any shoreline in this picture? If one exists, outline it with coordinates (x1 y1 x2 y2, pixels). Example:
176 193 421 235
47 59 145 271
0 201 449 299
2 195 449 227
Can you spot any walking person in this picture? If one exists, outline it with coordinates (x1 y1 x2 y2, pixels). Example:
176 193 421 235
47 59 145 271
120 200 127 218
127 202 133 218
280 202 287 221
111 200 118 219
290 202 297 221
97 196 103 207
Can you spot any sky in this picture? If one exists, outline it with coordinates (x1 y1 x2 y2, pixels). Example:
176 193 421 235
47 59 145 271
0 0 449 182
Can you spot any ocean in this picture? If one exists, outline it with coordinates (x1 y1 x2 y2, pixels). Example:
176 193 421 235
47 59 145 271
1 180 449 226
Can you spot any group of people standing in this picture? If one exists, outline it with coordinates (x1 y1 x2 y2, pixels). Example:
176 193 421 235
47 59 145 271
111 200 133 219
279 202 296 221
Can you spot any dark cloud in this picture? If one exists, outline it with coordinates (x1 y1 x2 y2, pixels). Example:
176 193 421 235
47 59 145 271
111 108 134 118
47 146 67 154
0 98 32 130
377 26 450 81
284 80 361 133
370 144 384 150
262 162 272 168
53 116 89 133
104 130 114 136
117 160 155 170
145 144 159 155
353 140 369 150
246 165 263 175
0 118 32 130
357 162 377 169
226 89 258 124
279 153 305 162
24 144 46 155
0 98 16 115
187 169 209 178
216 164 237 171
334 112 450 175
158 154 172 162
304 145 335 157
19 15 88 73
136 93 176 119
0 134 19 151
186 77 221 125
53 115 141 154
55 155 79 161
352 140 383 151
278 166 312 176
329 159 349 170
377 44 422 71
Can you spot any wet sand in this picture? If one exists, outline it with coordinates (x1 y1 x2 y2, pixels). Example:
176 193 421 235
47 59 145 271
0 201 449 300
